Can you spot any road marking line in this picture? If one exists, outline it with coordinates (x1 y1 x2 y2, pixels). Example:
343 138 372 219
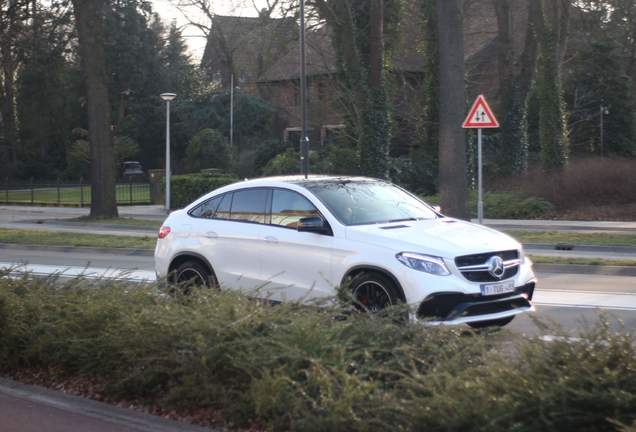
2 263 636 312
533 289 636 311
0 262 156 282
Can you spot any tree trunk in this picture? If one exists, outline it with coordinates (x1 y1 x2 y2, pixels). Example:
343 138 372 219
494 0 513 92
72 0 118 218
492 0 540 175
361 0 390 178
436 0 467 219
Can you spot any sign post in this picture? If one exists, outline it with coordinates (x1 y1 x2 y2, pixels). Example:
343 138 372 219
462 94 499 225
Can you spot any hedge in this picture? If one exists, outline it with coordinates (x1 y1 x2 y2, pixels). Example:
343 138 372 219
1 274 635 431
170 173 238 209
423 192 555 219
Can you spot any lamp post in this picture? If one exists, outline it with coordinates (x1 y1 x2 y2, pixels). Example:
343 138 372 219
299 0 309 178
600 105 609 157
230 74 234 151
160 92 176 212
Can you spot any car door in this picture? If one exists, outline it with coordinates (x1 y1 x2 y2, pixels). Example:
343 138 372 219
189 188 268 293
259 188 335 303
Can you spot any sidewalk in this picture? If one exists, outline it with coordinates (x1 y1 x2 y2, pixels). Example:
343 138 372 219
0 205 167 223
0 378 214 432
478 218 636 233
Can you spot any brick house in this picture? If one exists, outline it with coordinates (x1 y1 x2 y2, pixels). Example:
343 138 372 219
200 0 530 153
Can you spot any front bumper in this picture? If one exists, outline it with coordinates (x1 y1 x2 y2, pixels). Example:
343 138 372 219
415 281 536 325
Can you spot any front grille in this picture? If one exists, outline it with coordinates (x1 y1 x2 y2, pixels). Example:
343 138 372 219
455 250 520 283
417 282 535 321
455 250 518 267
461 267 518 282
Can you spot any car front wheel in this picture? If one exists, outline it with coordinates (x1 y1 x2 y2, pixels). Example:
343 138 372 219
351 272 401 313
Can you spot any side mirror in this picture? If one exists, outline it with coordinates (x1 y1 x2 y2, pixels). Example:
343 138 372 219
298 216 331 235
433 205 442 213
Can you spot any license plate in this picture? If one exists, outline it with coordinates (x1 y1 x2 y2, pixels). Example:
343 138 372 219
480 280 515 296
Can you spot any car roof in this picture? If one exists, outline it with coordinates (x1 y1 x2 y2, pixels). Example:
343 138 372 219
235 175 381 188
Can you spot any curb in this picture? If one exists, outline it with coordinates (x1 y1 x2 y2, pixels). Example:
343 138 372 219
41 219 164 229
0 377 214 432
525 243 636 254
0 243 153 257
489 224 636 233
534 263 636 277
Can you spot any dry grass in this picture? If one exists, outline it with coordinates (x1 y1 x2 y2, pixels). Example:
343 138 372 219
493 157 636 220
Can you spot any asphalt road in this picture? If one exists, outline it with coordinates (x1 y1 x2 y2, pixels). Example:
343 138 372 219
1 245 635 336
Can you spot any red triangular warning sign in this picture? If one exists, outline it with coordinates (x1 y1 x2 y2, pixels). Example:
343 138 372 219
462 95 499 128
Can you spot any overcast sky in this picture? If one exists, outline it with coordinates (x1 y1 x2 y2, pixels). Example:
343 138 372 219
152 0 271 60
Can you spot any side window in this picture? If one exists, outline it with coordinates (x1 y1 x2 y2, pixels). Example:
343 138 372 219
190 195 223 219
216 193 233 219
271 189 320 229
229 189 268 224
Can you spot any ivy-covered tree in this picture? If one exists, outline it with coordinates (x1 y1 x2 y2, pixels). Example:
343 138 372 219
490 0 540 176
310 0 401 178
535 0 570 171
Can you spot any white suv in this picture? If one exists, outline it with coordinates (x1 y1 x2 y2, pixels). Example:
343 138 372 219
155 176 536 327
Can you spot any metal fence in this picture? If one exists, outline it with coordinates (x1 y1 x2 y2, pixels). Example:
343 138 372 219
0 179 151 206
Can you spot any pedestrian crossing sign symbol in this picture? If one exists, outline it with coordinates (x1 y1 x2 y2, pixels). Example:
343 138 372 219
462 94 499 128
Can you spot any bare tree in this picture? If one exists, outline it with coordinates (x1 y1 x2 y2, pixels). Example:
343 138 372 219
71 0 118 218
436 0 467 219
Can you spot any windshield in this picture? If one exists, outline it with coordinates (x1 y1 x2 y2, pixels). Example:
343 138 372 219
304 180 438 226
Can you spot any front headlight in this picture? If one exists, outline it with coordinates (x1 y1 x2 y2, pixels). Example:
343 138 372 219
396 252 451 276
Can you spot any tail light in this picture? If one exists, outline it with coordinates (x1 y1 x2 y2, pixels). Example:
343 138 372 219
158 226 171 239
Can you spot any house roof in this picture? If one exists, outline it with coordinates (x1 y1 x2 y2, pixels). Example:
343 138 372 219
201 14 298 83
202 0 529 85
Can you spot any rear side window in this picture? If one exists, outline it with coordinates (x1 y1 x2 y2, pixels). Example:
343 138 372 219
230 189 268 224
271 189 320 228
190 195 223 219
216 193 233 219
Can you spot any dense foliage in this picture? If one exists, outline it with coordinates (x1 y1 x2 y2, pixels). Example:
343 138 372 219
0 0 634 199
1 275 635 431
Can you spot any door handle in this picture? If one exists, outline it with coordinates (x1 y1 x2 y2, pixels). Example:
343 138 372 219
264 236 278 244
205 231 218 239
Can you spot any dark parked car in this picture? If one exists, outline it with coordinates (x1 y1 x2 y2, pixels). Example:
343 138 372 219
122 161 144 178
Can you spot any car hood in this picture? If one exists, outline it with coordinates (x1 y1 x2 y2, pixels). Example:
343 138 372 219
345 217 521 258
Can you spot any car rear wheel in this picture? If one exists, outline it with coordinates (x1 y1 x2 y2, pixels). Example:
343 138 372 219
172 260 216 293
467 316 515 329
351 272 401 313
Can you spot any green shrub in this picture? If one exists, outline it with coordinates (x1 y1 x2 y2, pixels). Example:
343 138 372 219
262 148 299 176
422 192 554 219
1 275 635 431
184 128 230 173
170 172 238 209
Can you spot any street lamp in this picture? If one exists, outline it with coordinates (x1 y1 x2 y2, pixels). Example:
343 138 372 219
160 92 176 212
299 0 309 178
230 75 239 152
600 105 609 157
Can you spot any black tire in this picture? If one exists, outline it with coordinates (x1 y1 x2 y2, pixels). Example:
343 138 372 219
172 260 216 293
351 272 402 314
467 316 515 329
